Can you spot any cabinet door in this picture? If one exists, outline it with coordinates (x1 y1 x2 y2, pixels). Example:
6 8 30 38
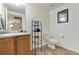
0 38 15 55
17 35 30 55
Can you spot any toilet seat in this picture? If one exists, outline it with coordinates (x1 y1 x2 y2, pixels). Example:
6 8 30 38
47 39 58 49
48 39 57 44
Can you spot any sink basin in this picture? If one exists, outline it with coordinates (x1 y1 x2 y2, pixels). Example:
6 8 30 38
0 32 10 34
0 30 10 34
0 30 27 35
0 31 25 34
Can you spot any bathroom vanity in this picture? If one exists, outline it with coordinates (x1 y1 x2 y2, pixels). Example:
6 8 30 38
0 3 31 55
0 33 31 55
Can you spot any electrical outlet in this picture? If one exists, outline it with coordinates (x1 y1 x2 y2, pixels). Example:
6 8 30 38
62 35 64 38
60 34 64 38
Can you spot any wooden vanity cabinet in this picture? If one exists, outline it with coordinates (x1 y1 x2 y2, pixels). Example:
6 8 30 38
0 35 30 55
17 35 30 55
0 38 15 55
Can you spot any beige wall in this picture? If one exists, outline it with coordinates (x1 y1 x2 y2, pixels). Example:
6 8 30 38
26 4 49 35
49 3 79 52
26 4 50 47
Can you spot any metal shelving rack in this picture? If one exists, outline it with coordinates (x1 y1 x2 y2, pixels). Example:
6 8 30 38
32 20 42 55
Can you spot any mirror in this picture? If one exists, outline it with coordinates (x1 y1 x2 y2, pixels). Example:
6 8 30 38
4 3 26 32
0 3 6 31
0 16 4 30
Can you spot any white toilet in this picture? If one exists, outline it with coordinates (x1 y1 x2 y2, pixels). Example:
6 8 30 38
47 38 57 49
43 35 58 49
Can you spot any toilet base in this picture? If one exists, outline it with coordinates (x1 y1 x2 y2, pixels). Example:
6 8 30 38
48 44 56 49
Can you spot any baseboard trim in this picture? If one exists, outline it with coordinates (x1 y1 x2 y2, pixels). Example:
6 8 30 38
56 45 79 54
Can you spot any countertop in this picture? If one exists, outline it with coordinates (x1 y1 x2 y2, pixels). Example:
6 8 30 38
0 32 30 39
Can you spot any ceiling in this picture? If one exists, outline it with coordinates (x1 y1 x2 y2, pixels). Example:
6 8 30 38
28 3 65 11
5 3 65 14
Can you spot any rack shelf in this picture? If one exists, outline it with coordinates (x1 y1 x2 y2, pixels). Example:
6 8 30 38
32 20 42 55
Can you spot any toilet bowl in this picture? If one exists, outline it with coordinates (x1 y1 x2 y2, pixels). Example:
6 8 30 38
47 38 57 49
43 34 58 49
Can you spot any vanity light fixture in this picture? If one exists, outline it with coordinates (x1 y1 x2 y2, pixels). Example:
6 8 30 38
10 24 13 27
